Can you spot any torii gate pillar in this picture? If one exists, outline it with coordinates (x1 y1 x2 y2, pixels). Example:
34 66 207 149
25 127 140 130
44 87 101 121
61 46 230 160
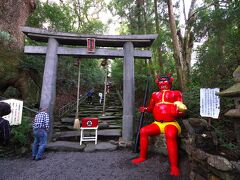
40 38 59 140
122 42 135 141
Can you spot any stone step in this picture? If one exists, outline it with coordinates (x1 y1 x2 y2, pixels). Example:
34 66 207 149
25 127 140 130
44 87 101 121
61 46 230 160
54 125 73 131
84 142 118 152
60 115 121 124
55 130 80 138
71 108 122 115
68 116 122 121
54 121 110 131
102 121 122 127
77 114 99 118
108 125 122 129
79 107 122 111
79 110 103 113
105 109 122 113
98 129 121 137
46 141 118 152
46 141 84 152
54 128 122 140
107 105 123 108
61 117 74 123
56 90 123 143
99 116 122 120
80 107 103 111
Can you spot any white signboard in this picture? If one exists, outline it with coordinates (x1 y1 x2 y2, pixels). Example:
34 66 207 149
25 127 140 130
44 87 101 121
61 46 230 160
1 99 23 125
200 88 220 119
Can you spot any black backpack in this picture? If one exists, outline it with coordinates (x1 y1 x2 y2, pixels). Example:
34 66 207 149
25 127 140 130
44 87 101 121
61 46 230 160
0 102 11 145
0 102 11 116
0 117 10 145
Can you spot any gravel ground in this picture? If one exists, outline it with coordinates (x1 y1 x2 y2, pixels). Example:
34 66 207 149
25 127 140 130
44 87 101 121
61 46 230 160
0 149 190 180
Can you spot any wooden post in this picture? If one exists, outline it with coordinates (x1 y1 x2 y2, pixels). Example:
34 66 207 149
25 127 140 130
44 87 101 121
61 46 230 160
208 117 212 126
122 42 135 141
73 59 81 129
102 67 108 116
40 38 59 141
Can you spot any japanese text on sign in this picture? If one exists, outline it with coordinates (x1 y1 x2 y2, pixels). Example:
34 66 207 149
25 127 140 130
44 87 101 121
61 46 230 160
200 88 220 119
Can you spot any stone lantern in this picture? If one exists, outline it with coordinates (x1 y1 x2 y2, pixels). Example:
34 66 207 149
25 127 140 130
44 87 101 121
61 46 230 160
217 66 240 145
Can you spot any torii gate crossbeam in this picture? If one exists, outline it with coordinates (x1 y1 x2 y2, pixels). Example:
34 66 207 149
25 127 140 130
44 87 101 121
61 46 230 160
24 46 152 58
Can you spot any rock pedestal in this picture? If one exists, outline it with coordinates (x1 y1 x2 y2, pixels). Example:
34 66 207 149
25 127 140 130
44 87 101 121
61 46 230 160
149 134 168 156
182 118 240 180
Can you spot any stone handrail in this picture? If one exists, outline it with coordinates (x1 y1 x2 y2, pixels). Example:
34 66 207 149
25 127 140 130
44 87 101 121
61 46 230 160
58 94 87 118
116 89 123 107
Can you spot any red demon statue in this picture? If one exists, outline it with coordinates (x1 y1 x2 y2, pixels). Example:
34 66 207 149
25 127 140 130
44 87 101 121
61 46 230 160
131 74 187 176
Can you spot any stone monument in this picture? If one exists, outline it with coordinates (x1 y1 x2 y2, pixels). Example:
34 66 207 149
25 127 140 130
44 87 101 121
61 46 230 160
217 66 240 145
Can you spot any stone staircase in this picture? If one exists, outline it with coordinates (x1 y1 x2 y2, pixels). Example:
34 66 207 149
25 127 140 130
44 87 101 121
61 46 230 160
47 90 123 152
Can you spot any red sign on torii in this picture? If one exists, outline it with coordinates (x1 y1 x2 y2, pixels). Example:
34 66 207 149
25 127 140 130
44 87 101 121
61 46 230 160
87 38 95 53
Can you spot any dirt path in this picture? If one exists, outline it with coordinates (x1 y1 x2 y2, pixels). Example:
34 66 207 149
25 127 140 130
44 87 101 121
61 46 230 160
0 149 190 180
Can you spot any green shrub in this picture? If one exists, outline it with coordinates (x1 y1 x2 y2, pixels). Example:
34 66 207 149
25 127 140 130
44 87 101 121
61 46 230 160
10 116 32 154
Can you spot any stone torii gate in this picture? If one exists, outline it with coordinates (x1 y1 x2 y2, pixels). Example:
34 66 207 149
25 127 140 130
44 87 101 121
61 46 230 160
21 26 157 142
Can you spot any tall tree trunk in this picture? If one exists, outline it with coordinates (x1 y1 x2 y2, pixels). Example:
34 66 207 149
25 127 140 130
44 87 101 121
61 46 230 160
154 0 164 75
143 0 147 34
148 58 156 78
214 0 226 75
0 0 36 50
167 0 185 90
167 0 197 91
136 0 144 34
179 0 196 86
0 0 36 99
136 0 141 33
154 0 160 34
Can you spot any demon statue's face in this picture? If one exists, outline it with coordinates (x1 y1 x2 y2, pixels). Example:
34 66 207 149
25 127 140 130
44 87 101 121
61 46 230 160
155 75 174 91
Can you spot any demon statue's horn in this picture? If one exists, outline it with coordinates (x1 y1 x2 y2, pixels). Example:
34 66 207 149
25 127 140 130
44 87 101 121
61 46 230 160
155 73 174 83
167 73 174 82
155 74 160 84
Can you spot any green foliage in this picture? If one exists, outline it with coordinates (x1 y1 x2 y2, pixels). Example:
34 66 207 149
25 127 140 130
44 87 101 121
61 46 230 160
80 19 106 34
183 86 200 118
27 2 77 32
80 59 105 88
108 0 134 18
0 43 22 81
111 59 123 88
211 119 239 151
192 41 234 88
221 143 238 150
27 1 107 33
57 57 105 91
192 0 239 90
108 0 155 34
135 60 153 92
10 117 32 147
22 55 45 74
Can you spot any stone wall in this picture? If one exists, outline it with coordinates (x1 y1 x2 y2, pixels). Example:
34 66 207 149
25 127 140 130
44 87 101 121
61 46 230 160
182 118 240 180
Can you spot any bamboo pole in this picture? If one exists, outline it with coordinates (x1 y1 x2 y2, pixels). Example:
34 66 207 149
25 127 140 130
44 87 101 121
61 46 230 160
102 66 108 116
73 59 81 129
